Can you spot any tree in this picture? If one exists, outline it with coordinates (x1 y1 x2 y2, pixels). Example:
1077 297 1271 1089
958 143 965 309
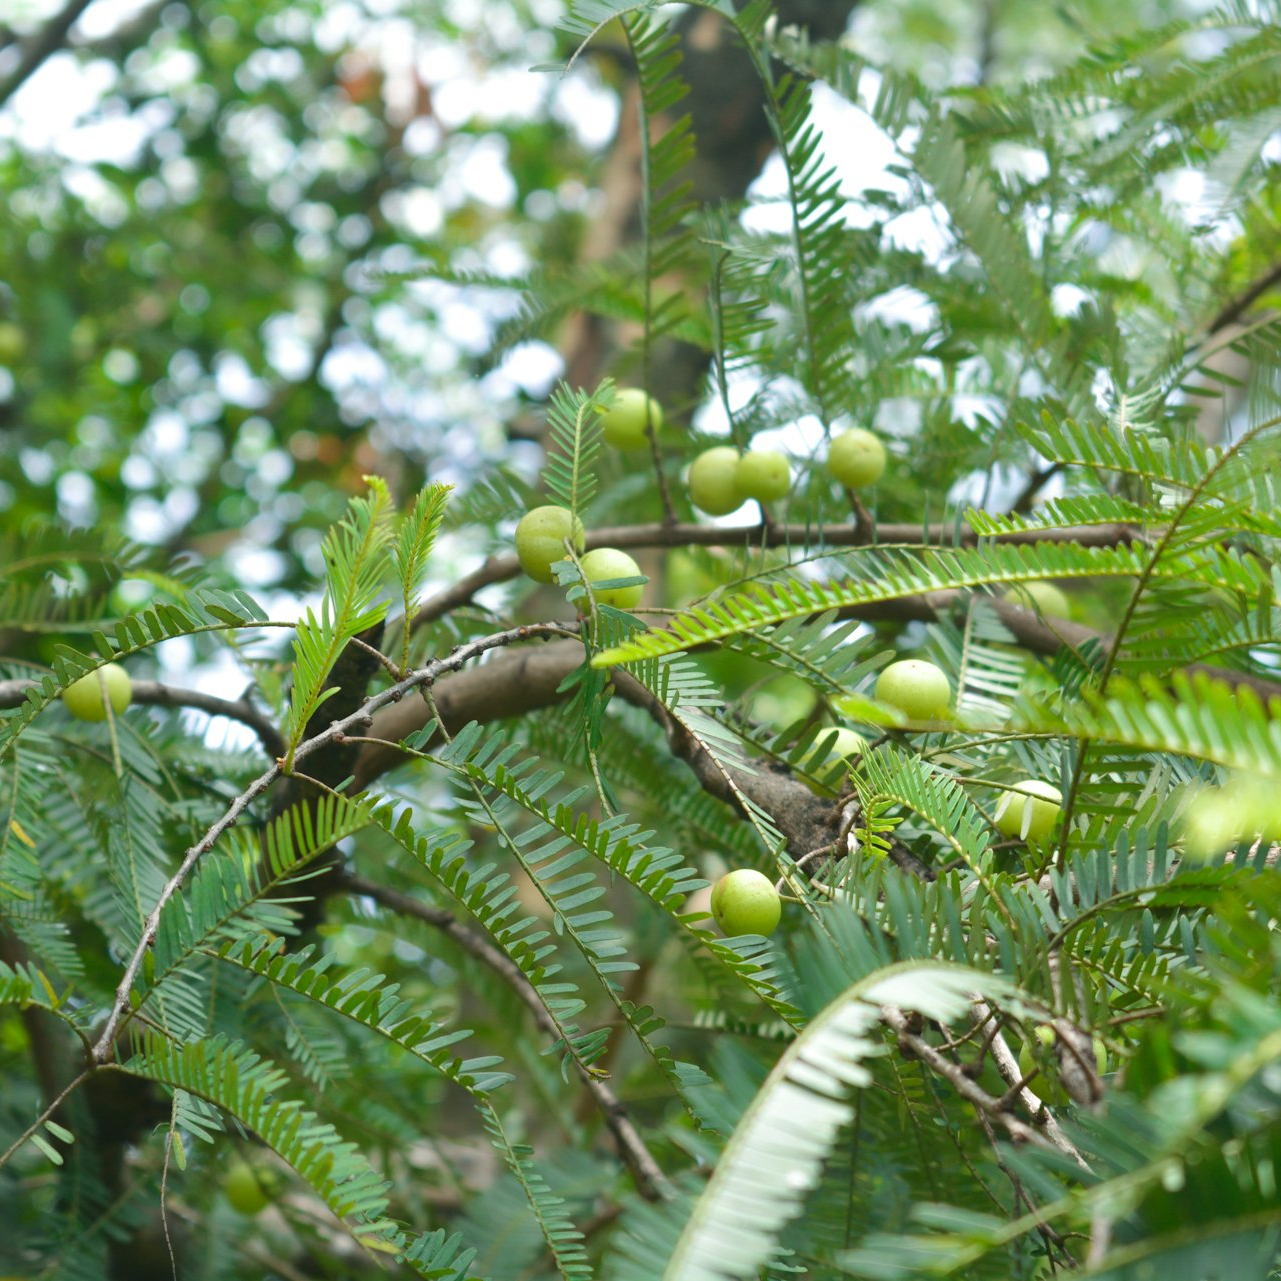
2 0 1281 1278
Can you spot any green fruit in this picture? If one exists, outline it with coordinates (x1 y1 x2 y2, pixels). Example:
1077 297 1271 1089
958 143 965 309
735 449 791 503
798 727 867 791
994 780 1062 843
874 659 950 721
1005 581 1071 619
710 869 781 937
580 547 645 608
600 388 663 451
61 663 132 722
826 428 886 488
223 1160 270 1215
1018 1027 1107 1102
0 322 25 365
515 506 585 584
688 446 745 516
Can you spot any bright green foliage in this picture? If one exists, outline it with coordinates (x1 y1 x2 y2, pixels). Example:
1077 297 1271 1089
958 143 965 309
283 479 394 755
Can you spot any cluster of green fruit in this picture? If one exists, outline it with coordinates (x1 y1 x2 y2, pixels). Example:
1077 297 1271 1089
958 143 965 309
514 507 644 607
708 656 1067 940
686 425 887 517
597 387 889 517
874 658 1064 841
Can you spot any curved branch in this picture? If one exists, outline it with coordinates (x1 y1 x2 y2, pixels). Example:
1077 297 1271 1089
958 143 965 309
335 870 672 1202
0 678 285 757
89 621 578 1064
355 636 842 860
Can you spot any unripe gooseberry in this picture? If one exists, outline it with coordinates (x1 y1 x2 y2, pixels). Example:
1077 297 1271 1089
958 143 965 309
1017 1026 1107 1104
579 547 645 608
735 449 791 503
223 1160 270 1215
710 869 781 937
798 727 867 792
515 506 585 584
688 446 745 516
994 780 1062 844
61 663 132 722
874 659 951 721
600 388 663 450
826 428 886 489
1005 581 1071 619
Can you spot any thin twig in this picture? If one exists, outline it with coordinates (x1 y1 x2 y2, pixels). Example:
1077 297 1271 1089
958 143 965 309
0 1068 91 1169
883 1007 1087 1166
335 870 672 1203
411 519 1140 626
88 621 579 1064
1206 258 1281 335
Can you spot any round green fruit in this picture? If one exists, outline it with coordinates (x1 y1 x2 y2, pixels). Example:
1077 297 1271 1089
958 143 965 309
799 727 867 791
735 449 791 503
826 428 887 489
61 663 132 722
688 446 745 517
1018 1027 1107 1102
515 506 585 584
994 780 1062 843
710 869 782 938
600 388 663 451
580 547 644 609
1005 581 1071 619
0 322 25 365
874 659 950 721
223 1160 270 1216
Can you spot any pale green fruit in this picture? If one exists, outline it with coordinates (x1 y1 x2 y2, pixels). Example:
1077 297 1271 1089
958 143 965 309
0 322 25 364
600 388 663 450
874 659 950 721
1018 1027 1107 1104
688 446 745 516
515 506 585 584
1181 775 1281 858
826 428 887 488
223 1161 270 1215
798 727 867 792
580 547 645 608
61 664 132 721
994 780 1062 843
736 449 791 503
710 869 781 937
1005 581 1071 619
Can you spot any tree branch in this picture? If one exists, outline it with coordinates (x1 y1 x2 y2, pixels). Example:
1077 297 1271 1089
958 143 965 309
335 870 672 1203
1207 258 1281 336
352 637 843 863
411 519 1141 627
883 1007 1086 1165
89 621 578 1063
0 0 94 109
0 678 285 757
